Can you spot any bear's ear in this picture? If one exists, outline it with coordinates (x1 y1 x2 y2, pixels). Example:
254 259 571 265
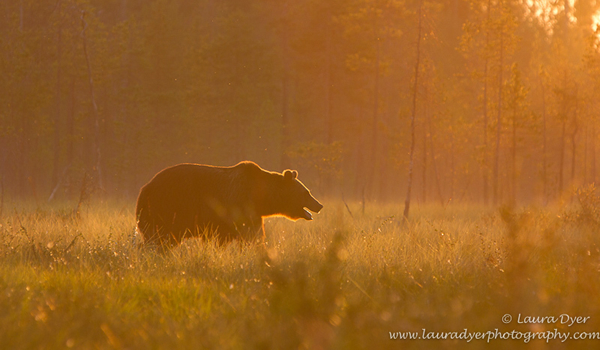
283 169 298 180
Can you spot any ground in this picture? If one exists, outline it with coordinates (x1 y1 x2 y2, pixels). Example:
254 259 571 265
0 198 599 349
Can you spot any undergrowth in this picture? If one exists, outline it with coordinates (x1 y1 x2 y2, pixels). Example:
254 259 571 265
1 197 600 349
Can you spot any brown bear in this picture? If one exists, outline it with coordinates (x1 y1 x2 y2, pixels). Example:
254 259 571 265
135 161 323 247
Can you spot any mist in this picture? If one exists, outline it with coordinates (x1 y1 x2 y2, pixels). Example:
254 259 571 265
1 0 598 206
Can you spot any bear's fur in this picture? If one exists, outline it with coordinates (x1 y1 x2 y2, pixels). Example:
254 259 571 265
135 161 323 246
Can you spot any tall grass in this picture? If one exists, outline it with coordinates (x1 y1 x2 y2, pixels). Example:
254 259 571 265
1 195 600 349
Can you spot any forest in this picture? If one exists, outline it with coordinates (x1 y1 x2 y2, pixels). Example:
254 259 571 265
5 2 600 348
2 0 600 205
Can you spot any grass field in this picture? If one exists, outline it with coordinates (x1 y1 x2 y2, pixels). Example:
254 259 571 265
1 192 600 349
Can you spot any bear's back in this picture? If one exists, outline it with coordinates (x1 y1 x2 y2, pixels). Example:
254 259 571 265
141 162 262 202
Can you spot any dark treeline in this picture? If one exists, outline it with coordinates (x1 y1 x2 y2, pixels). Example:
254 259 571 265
1 0 600 204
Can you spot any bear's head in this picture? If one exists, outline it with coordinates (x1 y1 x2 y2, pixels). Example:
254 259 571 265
272 169 323 220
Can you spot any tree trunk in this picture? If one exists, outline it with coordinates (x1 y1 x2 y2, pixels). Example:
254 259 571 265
428 113 444 205
493 8 504 205
67 79 76 168
368 19 381 200
81 11 103 189
403 0 422 220
18 116 29 196
559 118 566 195
584 122 588 184
571 88 578 187
592 123 597 184
280 2 291 170
482 0 491 205
19 0 24 32
280 64 291 169
422 84 428 203
539 72 548 203
571 120 578 187
559 71 567 196
52 2 63 191
511 105 516 205
325 15 334 145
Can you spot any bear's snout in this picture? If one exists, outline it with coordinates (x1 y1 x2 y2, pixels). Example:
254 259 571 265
303 197 323 220
309 200 323 213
